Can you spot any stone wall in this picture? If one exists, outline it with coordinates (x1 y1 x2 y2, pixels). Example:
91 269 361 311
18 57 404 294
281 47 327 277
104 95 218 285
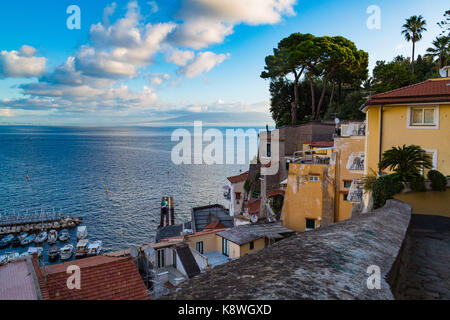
163 200 412 300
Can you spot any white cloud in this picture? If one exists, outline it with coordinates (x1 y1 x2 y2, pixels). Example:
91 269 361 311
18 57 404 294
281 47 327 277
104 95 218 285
0 46 46 79
181 51 229 78
151 73 170 85
166 48 195 66
0 108 14 117
172 0 296 48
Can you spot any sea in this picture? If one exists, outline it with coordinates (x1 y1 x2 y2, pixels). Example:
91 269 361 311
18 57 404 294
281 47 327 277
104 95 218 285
0 125 262 264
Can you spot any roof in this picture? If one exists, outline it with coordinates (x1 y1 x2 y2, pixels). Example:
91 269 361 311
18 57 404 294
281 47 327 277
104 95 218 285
176 246 201 278
161 228 227 242
36 255 150 300
364 78 450 107
303 141 334 148
0 258 40 300
244 190 285 215
155 221 192 242
191 204 234 233
204 221 227 230
203 250 232 269
217 223 295 246
227 171 248 184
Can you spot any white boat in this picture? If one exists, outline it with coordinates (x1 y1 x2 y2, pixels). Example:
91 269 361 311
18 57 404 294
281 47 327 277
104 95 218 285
47 230 58 244
60 244 74 260
77 226 87 240
27 247 43 257
87 240 102 256
59 229 70 242
76 239 90 258
18 232 28 241
6 252 20 262
20 234 36 246
0 254 8 265
35 231 48 244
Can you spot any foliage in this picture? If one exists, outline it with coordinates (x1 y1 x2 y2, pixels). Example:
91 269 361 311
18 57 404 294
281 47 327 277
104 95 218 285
372 174 404 209
372 56 416 93
379 145 432 182
410 175 426 192
425 36 449 68
401 15 427 73
244 179 251 192
427 170 447 192
361 169 378 192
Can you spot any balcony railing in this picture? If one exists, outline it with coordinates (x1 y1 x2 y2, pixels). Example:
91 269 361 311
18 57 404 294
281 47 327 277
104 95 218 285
348 179 363 203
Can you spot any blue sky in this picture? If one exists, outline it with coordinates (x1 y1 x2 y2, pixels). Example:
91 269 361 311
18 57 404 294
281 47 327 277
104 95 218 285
0 0 447 126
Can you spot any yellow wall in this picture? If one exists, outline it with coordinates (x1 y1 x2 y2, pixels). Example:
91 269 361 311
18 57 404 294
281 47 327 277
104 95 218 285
185 232 219 253
238 238 265 257
365 104 450 176
281 163 334 232
394 189 450 217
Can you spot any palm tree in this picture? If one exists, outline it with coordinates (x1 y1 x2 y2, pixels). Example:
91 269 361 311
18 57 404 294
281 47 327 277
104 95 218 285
379 144 432 182
402 15 427 73
426 36 449 68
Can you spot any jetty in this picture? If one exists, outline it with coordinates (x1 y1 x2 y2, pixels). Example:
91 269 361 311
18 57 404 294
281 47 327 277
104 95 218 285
160 197 175 228
0 210 82 235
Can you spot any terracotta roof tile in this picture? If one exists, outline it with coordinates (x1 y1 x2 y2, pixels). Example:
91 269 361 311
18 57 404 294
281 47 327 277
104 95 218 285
204 221 227 230
303 141 334 148
366 78 450 106
36 256 150 300
227 171 248 184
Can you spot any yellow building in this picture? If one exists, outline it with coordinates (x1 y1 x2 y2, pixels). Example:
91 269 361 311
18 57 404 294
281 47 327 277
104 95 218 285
362 78 450 176
282 126 366 232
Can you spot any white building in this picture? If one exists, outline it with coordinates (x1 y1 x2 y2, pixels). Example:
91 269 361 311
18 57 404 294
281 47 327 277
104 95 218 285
226 171 248 216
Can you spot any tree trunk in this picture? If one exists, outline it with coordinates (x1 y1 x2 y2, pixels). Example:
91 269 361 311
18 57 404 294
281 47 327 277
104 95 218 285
316 76 330 120
338 81 342 107
309 75 316 119
412 41 415 73
329 83 335 106
291 67 305 126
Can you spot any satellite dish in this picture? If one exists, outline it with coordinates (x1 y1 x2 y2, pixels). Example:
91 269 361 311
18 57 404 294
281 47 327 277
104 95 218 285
130 245 139 258
439 67 449 78
251 214 258 224
335 117 340 124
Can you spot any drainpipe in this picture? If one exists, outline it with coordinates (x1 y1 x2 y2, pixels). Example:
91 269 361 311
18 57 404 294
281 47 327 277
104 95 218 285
378 105 383 174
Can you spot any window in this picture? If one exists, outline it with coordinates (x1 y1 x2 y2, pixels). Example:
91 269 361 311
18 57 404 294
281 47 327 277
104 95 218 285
173 250 177 269
423 150 437 176
343 180 352 188
343 193 349 201
222 238 229 257
309 176 319 182
157 249 165 268
249 241 254 250
305 219 316 231
196 241 204 254
409 107 438 127
266 143 271 157
235 192 241 200
286 161 290 171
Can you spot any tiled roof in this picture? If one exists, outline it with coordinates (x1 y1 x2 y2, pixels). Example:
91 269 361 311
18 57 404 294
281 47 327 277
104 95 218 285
217 223 295 246
244 190 285 215
35 255 150 300
175 246 200 278
365 78 450 106
227 171 248 184
191 204 234 233
204 221 227 230
304 141 334 148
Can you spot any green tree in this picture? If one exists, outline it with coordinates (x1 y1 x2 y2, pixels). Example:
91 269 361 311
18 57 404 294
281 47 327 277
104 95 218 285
425 36 449 68
261 33 315 126
372 56 416 93
402 15 427 73
437 10 450 36
378 144 433 182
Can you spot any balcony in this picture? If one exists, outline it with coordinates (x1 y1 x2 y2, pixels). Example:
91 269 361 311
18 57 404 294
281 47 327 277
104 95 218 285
346 152 365 171
347 179 363 203
340 123 365 137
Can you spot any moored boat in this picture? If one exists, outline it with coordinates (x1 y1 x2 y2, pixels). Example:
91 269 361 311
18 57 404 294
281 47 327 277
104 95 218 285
27 247 43 257
20 234 36 246
6 252 20 262
47 230 58 244
0 254 7 265
59 229 70 242
18 232 28 241
0 234 14 248
87 240 102 256
77 226 87 240
60 244 74 260
11 236 21 247
75 239 90 258
35 231 48 244
48 245 60 261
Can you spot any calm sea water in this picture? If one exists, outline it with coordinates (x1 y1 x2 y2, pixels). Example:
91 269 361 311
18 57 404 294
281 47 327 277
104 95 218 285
0 126 259 262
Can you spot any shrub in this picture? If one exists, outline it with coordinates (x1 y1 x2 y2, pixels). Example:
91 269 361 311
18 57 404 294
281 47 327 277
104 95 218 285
361 169 378 191
372 174 404 209
427 170 447 192
410 175 426 192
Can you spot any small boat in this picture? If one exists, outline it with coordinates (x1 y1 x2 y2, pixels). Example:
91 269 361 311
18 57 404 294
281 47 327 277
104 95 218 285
0 235 14 248
77 226 87 240
87 240 102 256
20 234 36 246
11 236 21 247
0 255 7 265
47 230 58 244
6 252 20 262
59 229 70 242
35 231 48 244
60 244 74 260
18 232 28 241
48 245 60 261
75 239 90 258
27 247 43 257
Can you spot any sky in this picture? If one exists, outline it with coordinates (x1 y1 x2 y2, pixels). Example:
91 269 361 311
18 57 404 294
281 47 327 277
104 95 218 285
0 0 448 126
